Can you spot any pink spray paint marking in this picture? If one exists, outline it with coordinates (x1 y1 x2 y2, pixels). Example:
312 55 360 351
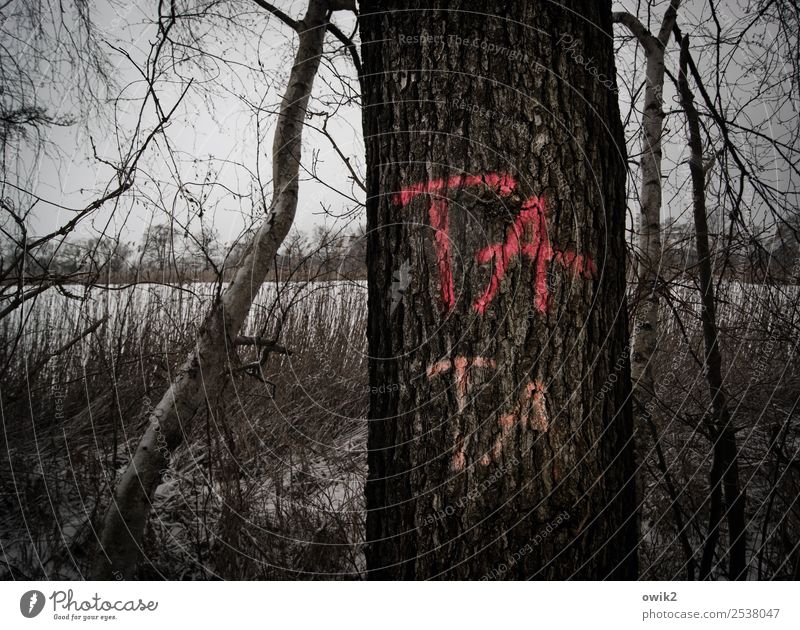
392 172 517 207
481 379 548 466
554 249 596 279
473 196 551 314
427 355 497 470
473 196 595 315
426 359 549 470
394 172 517 312
427 356 497 412
394 172 594 315
428 199 456 311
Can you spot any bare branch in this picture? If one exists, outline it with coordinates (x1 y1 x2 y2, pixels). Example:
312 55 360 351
657 0 682 46
613 11 657 54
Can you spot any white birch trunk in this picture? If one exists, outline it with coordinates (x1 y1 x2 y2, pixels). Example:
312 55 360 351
91 0 352 579
613 0 680 563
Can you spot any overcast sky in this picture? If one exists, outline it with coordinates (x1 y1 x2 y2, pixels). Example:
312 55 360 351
8 0 797 250
15 0 363 248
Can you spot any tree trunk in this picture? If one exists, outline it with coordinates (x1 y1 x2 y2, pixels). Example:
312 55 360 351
613 0 680 568
614 2 679 396
629 48 666 406
91 0 348 579
361 0 637 579
677 35 746 580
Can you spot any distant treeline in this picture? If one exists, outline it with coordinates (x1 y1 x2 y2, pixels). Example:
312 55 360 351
3 223 368 284
4 218 798 285
659 217 800 282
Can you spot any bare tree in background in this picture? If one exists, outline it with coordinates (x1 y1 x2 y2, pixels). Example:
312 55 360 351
613 1 681 548
0 1 191 387
92 0 356 579
617 0 800 580
675 32 746 579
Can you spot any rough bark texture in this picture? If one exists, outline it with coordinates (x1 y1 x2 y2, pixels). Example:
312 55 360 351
91 0 341 579
362 0 637 579
677 36 746 580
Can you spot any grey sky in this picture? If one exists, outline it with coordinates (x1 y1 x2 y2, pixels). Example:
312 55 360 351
14 0 363 248
7 0 796 252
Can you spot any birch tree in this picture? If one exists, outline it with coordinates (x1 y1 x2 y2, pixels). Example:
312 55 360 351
612 0 680 552
92 0 355 579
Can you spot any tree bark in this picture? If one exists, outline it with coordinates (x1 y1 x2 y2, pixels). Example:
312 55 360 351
361 0 637 579
677 35 746 580
91 0 349 579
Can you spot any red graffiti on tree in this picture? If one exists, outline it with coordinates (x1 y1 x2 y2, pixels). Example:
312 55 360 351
427 355 497 412
426 355 550 470
480 379 548 466
473 197 596 315
393 172 516 207
427 355 497 471
473 196 550 314
394 173 517 311
394 172 594 315
428 199 455 310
